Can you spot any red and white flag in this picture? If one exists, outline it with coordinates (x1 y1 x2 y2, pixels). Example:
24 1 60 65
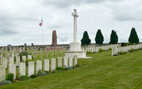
39 19 43 27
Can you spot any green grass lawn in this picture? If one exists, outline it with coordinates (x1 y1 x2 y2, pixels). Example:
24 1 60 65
1 50 142 89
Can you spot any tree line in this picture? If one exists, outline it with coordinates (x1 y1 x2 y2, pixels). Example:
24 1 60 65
81 27 139 45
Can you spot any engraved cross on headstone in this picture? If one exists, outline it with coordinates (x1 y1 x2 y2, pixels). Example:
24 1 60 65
72 9 79 43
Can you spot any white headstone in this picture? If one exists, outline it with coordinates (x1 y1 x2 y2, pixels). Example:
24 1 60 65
28 61 34 76
63 56 68 68
57 57 62 67
36 60 42 74
12 51 14 57
51 58 56 72
0 65 5 82
16 56 20 67
9 64 16 79
22 56 26 62
19 63 26 76
44 59 49 71
0 56 3 64
2 58 7 68
28 55 32 60
9 56 14 64
74 55 78 66
69 56 73 67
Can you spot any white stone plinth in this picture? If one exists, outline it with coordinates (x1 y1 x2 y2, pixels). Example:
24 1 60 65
65 51 86 58
70 42 82 51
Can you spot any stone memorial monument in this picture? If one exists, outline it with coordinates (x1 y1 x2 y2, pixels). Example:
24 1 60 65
51 30 58 47
65 9 87 58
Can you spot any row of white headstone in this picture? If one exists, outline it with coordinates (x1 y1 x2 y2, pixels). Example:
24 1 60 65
0 49 65 61
82 44 120 52
0 55 78 82
0 55 32 68
111 44 142 56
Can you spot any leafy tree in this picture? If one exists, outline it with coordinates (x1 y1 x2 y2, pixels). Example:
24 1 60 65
109 30 118 44
128 27 139 44
95 29 104 45
81 31 91 45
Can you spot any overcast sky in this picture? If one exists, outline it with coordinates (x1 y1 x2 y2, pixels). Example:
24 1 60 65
0 0 142 46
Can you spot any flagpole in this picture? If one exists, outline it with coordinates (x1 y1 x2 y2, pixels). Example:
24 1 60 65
42 17 43 46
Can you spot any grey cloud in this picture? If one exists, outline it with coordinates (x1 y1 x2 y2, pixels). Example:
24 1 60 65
110 0 142 21
0 21 19 36
42 0 108 8
0 27 18 36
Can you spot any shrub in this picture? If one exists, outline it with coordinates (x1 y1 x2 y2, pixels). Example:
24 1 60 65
19 76 30 81
109 47 112 50
123 52 127 54
129 49 135 53
56 67 63 70
75 64 83 67
7 73 14 82
62 68 68 71
44 71 50 75
37 69 42 76
121 43 134 47
68 67 73 70
39 72 47 76
52 70 56 73
118 52 123 55
99 48 104 52
30 74 37 78
86 51 92 54
0 80 11 85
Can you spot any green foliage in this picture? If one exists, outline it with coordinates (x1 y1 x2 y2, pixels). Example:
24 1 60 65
128 27 139 43
37 69 47 76
118 51 127 55
75 64 83 67
109 30 118 44
44 71 50 75
52 70 56 73
62 68 68 71
56 67 63 70
109 47 112 50
123 52 127 54
95 29 104 45
118 52 123 55
25 59 32 66
19 51 31 61
99 48 104 52
0 80 11 85
37 69 42 76
86 51 92 54
39 72 47 76
30 74 37 78
81 31 91 45
19 76 31 81
7 73 14 82
129 49 135 53
67 67 73 70
121 43 134 47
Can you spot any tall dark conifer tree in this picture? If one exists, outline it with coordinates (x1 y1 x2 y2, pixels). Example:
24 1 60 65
128 27 139 43
95 29 104 45
109 30 118 44
81 31 91 45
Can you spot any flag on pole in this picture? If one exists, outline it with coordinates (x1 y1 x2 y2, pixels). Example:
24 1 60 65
39 19 43 27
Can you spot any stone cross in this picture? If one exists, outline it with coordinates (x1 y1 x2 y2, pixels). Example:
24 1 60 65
72 9 79 43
